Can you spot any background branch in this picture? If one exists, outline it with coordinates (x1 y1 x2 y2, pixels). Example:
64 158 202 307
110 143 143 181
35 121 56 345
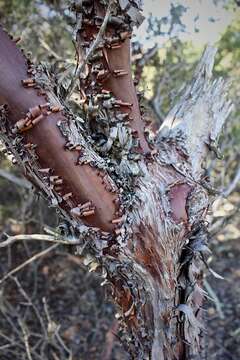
0 243 59 285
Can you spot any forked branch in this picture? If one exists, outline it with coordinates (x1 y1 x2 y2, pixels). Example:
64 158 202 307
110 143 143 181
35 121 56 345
0 3 234 360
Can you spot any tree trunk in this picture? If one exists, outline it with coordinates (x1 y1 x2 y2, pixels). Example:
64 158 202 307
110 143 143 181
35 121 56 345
0 1 232 359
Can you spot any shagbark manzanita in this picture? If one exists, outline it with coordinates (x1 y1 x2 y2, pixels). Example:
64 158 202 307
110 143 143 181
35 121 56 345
0 1 232 359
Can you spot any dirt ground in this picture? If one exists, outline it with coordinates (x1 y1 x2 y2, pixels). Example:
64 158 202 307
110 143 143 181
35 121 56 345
0 166 239 360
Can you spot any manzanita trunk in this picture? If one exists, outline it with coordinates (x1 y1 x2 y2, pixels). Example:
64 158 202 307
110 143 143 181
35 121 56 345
0 1 232 359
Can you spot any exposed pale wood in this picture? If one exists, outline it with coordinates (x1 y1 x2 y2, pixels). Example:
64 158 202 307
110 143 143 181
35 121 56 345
157 46 233 179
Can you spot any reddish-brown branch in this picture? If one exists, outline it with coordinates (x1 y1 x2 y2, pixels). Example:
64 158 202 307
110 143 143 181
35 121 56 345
0 27 117 232
104 38 150 154
74 1 151 156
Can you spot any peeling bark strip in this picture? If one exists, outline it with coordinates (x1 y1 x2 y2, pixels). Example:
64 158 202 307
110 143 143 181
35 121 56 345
0 1 232 359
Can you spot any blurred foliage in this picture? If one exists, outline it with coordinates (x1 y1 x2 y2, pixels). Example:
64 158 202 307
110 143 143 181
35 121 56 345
139 39 201 117
213 15 240 186
215 16 240 146
0 0 74 62
146 3 187 39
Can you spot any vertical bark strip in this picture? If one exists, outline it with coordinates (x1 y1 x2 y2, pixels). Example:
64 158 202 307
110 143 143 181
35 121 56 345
0 2 233 359
70 0 151 157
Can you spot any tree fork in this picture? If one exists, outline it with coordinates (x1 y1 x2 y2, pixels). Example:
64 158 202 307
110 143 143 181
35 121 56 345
0 1 233 359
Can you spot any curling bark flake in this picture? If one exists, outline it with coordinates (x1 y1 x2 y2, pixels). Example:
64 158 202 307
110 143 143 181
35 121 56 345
0 1 232 359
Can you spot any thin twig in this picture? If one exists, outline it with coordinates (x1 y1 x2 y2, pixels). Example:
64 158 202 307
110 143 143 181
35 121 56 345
210 204 240 236
0 244 59 285
55 331 72 356
0 234 81 248
0 169 31 189
39 38 62 61
43 297 52 326
66 0 114 98
18 318 33 360
204 279 225 320
44 296 72 356
0 343 17 350
11 276 48 339
222 165 240 197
